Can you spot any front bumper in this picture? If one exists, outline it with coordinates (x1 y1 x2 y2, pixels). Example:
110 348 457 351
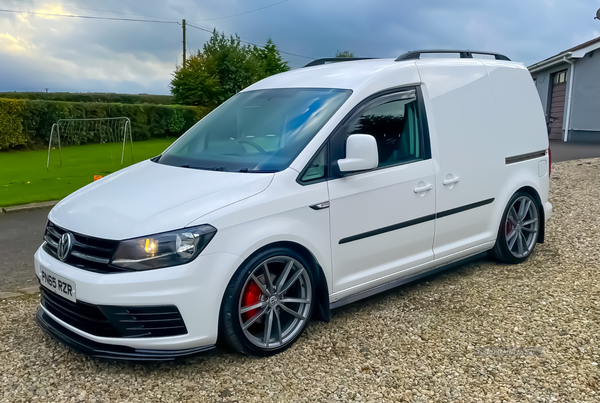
34 245 243 354
36 308 213 361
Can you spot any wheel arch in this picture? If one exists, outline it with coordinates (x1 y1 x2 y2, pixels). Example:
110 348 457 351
217 240 331 336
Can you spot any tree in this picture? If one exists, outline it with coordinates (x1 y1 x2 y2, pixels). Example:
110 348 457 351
335 50 355 58
253 39 290 77
170 31 289 107
202 30 263 102
170 53 220 107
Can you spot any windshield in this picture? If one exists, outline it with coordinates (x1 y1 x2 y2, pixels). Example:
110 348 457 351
157 88 352 172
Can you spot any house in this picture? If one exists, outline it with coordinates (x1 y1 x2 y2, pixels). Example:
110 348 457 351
528 36 600 142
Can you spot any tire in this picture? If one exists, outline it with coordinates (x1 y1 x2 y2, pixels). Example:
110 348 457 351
490 191 541 264
219 247 315 356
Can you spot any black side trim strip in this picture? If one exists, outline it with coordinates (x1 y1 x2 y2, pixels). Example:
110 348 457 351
338 198 495 244
505 150 546 165
436 198 495 219
339 214 436 244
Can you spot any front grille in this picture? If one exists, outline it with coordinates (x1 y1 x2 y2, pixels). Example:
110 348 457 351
40 286 188 338
43 221 128 274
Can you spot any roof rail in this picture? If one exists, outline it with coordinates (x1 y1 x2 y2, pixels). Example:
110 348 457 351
303 57 376 67
395 50 511 61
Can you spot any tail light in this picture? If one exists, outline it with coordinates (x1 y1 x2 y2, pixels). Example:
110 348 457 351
548 147 552 177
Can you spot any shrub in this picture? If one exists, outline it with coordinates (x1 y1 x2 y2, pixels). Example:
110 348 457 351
0 99 28 150
0 92 173 104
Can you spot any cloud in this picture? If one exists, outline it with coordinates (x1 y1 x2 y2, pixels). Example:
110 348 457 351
0 0 599 94
29 3 69 19
0 33 28 52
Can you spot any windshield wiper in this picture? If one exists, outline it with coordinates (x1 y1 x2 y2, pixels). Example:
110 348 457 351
178 165 227 171
238 168 278 173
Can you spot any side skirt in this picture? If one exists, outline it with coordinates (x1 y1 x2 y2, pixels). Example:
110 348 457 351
329 251 488 310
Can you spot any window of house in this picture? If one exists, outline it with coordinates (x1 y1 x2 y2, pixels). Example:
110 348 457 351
553 70 567 84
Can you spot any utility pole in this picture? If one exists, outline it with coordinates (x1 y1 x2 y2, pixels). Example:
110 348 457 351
182 19 186 68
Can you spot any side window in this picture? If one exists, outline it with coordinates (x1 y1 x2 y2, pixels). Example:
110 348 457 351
346 92 422 167
300 144 328 183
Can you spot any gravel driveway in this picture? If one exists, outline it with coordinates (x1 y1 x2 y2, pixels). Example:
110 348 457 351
1 159 599 403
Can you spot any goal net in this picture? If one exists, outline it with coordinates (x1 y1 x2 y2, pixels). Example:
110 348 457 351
46 117 133 170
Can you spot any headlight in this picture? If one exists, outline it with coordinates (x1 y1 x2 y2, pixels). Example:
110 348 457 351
111 225 217 271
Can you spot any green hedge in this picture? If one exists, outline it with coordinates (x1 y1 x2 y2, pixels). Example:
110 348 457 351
0 92 173 104
0 99 28 149
0 98 210 150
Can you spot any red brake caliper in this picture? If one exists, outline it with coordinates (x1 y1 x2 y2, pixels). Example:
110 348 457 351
506 219 514 237
242 281 262 322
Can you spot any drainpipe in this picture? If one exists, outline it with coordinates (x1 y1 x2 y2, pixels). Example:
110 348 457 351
562 56 575 142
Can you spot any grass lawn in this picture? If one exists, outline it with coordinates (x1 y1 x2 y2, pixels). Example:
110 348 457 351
0 138 175 207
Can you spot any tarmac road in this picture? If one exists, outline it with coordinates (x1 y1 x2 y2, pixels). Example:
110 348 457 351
0 207 49 292
1 140 599 293
550 139 600 162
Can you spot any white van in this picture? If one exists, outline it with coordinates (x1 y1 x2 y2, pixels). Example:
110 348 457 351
35 50 551 359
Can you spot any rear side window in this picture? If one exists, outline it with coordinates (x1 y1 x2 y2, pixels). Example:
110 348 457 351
347 93 422 167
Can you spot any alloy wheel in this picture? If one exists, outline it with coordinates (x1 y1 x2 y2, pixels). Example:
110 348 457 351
238 256 312 350
504 195 539 258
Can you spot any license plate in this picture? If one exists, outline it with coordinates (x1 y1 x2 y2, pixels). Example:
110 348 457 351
40 266 77 303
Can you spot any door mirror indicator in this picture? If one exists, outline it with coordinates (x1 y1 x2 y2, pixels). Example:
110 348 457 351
337 134 379 172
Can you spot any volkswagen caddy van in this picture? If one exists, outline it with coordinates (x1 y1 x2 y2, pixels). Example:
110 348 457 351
35 50 552 359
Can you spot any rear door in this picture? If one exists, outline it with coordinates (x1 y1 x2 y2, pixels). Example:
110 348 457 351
416 60 505 259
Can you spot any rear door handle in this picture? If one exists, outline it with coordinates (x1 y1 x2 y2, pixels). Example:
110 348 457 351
413 184 433 193
443 176 461 186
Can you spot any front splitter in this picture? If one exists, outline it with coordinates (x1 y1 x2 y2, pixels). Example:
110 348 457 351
35 308 214 362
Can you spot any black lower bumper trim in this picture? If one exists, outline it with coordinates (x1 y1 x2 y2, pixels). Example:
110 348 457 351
35 308 214 362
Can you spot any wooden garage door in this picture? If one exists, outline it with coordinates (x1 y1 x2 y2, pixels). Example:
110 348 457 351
548 70 567 141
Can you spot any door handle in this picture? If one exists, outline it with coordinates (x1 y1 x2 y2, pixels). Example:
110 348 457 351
443 176 461 186
413 184 433 193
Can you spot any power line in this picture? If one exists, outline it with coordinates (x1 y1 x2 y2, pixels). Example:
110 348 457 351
0 8 317 60
190 0 290 22
0 9 178 23
10 0 176 21
186 23 315 59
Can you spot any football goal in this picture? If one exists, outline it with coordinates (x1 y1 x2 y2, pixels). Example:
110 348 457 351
46 117 133 170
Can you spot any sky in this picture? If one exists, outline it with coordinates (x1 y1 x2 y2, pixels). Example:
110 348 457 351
0 0 599 95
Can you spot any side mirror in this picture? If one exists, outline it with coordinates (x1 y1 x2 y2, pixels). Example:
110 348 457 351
337 134 379 173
